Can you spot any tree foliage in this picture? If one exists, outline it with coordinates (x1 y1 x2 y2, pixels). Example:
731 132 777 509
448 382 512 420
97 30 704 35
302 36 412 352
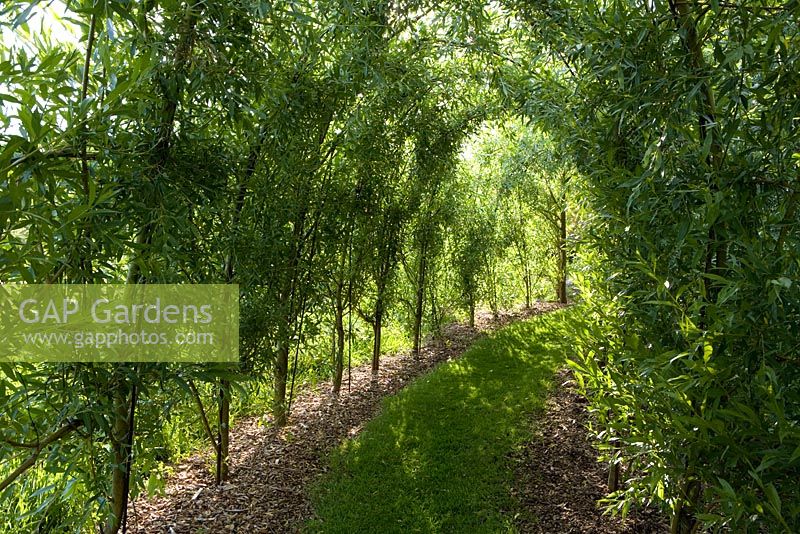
506 0 800 529
0 1 536 531
3 0 798 531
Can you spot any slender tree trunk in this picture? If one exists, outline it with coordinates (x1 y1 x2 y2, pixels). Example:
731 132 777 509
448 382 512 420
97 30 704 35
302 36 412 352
215 380 230 482
273 267 300 426
412 246 427 359
667 3 722 530
187 380 219 460
103 216 143 532
215 383 230 481
272 201 317 425
332 286 345 395
558 206 568 304
105 391 127 534
516 200 532 309
330 325 337 390
524 266 532 309
215 127 267 483
274 343 289 426
372 299 383 377
428 274 440 335
106 206 146 534
102 9 200 528
104 377 136 534
607 460 620 493
671 474 701 534
469 299 475 328
77 13 97 281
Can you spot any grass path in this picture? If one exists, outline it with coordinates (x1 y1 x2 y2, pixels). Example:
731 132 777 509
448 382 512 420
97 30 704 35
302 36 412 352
127 305 564 533
307 308 574 533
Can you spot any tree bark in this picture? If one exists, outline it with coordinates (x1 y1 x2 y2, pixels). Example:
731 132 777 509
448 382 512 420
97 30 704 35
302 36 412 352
216 380 230 483
273 250 302 426
607 460 620 493
515 196 532 308
428 275 440 335
412 244 427 359
332 284 345 395
486 262 499 318
523 265 532 309
274 343 290 426
104 378 136 534
469 299 475 328
372 298 383 377
558 205 568 304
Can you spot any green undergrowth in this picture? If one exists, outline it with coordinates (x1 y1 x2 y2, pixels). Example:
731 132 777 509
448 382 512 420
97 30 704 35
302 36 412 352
307 307 579 533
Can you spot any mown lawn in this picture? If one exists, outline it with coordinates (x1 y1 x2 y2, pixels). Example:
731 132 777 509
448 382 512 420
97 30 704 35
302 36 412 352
307 308 576 533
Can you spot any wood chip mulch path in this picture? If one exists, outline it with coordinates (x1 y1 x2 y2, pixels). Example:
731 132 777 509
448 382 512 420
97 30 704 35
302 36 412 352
127 302 564 534
510 368 669 533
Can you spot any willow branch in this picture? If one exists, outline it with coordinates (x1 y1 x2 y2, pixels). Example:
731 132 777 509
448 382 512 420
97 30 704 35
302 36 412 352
80 13 97 196
0 419 83 493
187 379 219 455
4 147 99 176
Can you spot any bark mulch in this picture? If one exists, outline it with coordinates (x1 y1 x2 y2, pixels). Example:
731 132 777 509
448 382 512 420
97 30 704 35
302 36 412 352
127 302 564 534
510 368 669 533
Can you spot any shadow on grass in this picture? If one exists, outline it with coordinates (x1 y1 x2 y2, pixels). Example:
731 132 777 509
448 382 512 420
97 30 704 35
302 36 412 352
307 308 581 533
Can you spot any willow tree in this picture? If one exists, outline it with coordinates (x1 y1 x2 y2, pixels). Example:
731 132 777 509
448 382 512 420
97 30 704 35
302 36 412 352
403 98 484 355
1 0 261 530
450 154 504 326
497 127 575 304
509 0 800 529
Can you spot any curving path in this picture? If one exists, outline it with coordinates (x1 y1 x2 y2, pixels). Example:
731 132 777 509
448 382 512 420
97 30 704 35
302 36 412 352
128 303 563 533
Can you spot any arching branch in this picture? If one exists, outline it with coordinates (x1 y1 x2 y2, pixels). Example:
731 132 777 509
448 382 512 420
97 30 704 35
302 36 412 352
0 419 83 493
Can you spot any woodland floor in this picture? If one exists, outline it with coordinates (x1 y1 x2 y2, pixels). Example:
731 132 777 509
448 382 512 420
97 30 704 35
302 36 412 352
509 368 668 533
127 303 667 533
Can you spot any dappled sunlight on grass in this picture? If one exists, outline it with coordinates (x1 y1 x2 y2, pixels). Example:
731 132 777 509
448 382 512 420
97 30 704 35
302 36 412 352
307 308 578 533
